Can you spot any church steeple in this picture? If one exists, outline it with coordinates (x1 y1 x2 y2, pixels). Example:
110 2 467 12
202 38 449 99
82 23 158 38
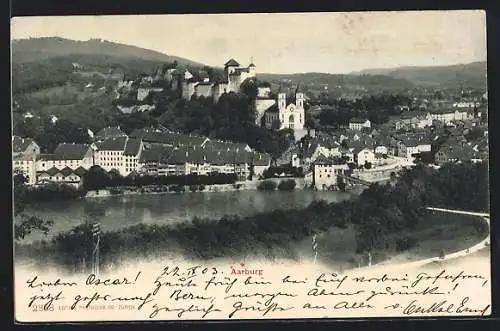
295 82 302 94
295 82 304 109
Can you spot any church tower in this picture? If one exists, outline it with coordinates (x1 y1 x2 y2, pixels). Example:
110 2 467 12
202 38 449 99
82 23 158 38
295 83 304 109
278 90 286 111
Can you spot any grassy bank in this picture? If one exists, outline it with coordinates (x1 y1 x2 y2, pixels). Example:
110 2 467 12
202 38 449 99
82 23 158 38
291 211 489 270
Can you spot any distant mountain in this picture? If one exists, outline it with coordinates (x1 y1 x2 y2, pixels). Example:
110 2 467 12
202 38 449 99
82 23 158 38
351 61 487 88
11 37 205 67
257 72 415 92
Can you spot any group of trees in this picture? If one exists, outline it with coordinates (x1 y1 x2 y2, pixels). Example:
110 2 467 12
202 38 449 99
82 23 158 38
13 116 93 153
317 93 413 128
262 164 304 178
13 172 84 240
82 166 239 190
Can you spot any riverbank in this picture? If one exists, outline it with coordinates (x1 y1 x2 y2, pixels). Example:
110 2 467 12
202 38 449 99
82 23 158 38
84 177 312 198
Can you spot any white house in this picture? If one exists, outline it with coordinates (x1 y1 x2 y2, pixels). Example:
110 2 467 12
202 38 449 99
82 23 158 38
427 110 471 124
374 145 388 155
355 148 376 167
137 87 164 101
349 119 371 131
94 136 129 175
307 155 349 190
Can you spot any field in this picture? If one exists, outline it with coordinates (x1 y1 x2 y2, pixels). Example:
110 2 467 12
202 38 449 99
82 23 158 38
21 83 110 116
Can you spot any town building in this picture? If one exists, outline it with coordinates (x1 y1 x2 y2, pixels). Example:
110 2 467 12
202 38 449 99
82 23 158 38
12 136 41 184
94 136 144 176
36 143 94 172
349 118 371 131
137 86 164 101
305 155 349 190
94 126 128 141
36 166 87 187
354 148 376 167
12 136 40 158
435 144 485 165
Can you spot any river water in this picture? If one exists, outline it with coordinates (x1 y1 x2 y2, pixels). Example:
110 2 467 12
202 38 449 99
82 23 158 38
20 189 359 243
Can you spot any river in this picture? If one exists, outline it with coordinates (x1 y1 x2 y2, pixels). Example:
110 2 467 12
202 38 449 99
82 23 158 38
20 189 360 243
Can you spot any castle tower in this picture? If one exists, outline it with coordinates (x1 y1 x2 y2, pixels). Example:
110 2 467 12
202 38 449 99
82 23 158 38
224 58 240 80
296 83 304 109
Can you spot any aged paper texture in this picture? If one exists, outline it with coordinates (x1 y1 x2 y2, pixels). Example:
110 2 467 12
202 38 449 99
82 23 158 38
12 10 489 322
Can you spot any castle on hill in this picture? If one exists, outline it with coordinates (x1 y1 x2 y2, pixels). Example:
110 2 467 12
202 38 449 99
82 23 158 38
164 58 307 140
180 58 256 103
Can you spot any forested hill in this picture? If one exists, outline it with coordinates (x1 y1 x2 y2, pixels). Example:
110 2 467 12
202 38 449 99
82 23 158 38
257 72 415 92
11 37 204 66
352 61 487 89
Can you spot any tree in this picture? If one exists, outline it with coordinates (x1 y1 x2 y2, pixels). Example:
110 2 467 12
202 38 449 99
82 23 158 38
82 165 110 190
13 172 54 240
337 176 346 191
271 119 281 130
364 162 372 169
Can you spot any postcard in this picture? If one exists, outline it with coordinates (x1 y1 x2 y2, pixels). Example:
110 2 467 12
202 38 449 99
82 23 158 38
11 10 490 322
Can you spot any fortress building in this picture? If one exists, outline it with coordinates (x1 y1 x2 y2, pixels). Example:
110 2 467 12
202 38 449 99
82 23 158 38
180 58 256 103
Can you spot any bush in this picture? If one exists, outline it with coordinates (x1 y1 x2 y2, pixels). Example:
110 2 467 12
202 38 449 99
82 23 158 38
257 180 277 191
171 185 185 193
278 179 296 191
198 185 206 191
395 235 418 252
189 185 198 192
109 188 122 195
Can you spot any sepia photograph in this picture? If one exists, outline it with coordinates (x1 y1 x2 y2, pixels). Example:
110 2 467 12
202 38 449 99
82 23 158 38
11 10 491 321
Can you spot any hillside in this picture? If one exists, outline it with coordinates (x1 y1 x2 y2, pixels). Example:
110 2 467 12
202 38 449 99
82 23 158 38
11 37 204 67
11 37 211 95
353 61 487 88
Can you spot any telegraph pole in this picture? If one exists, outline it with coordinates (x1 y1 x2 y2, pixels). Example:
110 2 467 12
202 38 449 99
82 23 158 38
312 234 318 265
91 222 101 275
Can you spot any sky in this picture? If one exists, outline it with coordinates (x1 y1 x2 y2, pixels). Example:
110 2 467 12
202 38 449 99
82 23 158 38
11 11 487 74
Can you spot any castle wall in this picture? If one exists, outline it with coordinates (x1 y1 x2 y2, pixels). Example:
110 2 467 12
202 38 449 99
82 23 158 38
182 82 197 100
195 84 214 98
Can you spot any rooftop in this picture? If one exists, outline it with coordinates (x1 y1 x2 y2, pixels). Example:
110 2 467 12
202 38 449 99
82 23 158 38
53 143 91 160
225 59 240 67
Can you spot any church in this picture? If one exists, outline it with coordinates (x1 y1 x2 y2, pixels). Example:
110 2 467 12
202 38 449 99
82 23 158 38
261 85 306 131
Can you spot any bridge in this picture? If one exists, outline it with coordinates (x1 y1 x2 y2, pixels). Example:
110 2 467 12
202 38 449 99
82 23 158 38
425 207 490 219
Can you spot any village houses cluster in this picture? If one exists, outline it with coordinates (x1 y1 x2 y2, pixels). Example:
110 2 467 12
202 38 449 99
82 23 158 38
12 126 271 187
293 107 487 190
14 55 488 191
